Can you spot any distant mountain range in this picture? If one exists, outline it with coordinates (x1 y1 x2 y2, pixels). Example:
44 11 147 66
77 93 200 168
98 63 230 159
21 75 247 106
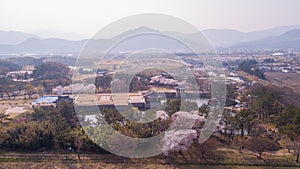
231 29 300 50
1 25 300 54
202 25 300 47
0 31 39 45
0 38 86 54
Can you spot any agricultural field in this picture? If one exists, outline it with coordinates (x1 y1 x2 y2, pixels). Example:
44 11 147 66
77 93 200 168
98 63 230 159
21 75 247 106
265 72 300 94
0 98 34 119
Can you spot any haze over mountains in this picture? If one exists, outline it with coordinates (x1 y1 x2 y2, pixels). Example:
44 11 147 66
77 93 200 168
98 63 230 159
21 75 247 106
0 25 300 54
0 31 39 45
203 25 300 47
232 29 300 50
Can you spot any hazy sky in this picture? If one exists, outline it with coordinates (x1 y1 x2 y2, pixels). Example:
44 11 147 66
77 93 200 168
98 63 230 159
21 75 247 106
1 0 300 37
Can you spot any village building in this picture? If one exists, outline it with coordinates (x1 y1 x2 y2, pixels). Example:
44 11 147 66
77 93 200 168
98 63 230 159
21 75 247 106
74 92 150 110
32 95 72 108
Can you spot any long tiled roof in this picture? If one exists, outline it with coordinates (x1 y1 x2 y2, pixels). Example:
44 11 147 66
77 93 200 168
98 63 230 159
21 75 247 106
34 96 59 104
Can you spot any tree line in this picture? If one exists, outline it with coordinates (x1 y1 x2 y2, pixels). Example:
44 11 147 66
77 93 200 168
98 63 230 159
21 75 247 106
222 84 300 161
239 59 266 80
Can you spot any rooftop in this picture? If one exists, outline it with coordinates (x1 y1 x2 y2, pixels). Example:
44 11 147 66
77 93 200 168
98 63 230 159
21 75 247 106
75 93 146 106
34 96 59 104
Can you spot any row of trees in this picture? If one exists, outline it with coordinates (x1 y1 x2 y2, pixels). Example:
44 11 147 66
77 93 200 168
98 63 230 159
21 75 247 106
239 59 266 79
222 84 300 161
0 58 78 97
0 59 21 74
221 85 279 140
33 62 70 81
0 61 72 98
222 109 256 139
0 77 44 99
275 104 300 162
0 102 104 155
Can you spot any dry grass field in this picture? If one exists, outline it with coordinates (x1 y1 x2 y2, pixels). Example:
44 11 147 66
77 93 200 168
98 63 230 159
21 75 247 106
0 98 34 118
265 72 300 94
